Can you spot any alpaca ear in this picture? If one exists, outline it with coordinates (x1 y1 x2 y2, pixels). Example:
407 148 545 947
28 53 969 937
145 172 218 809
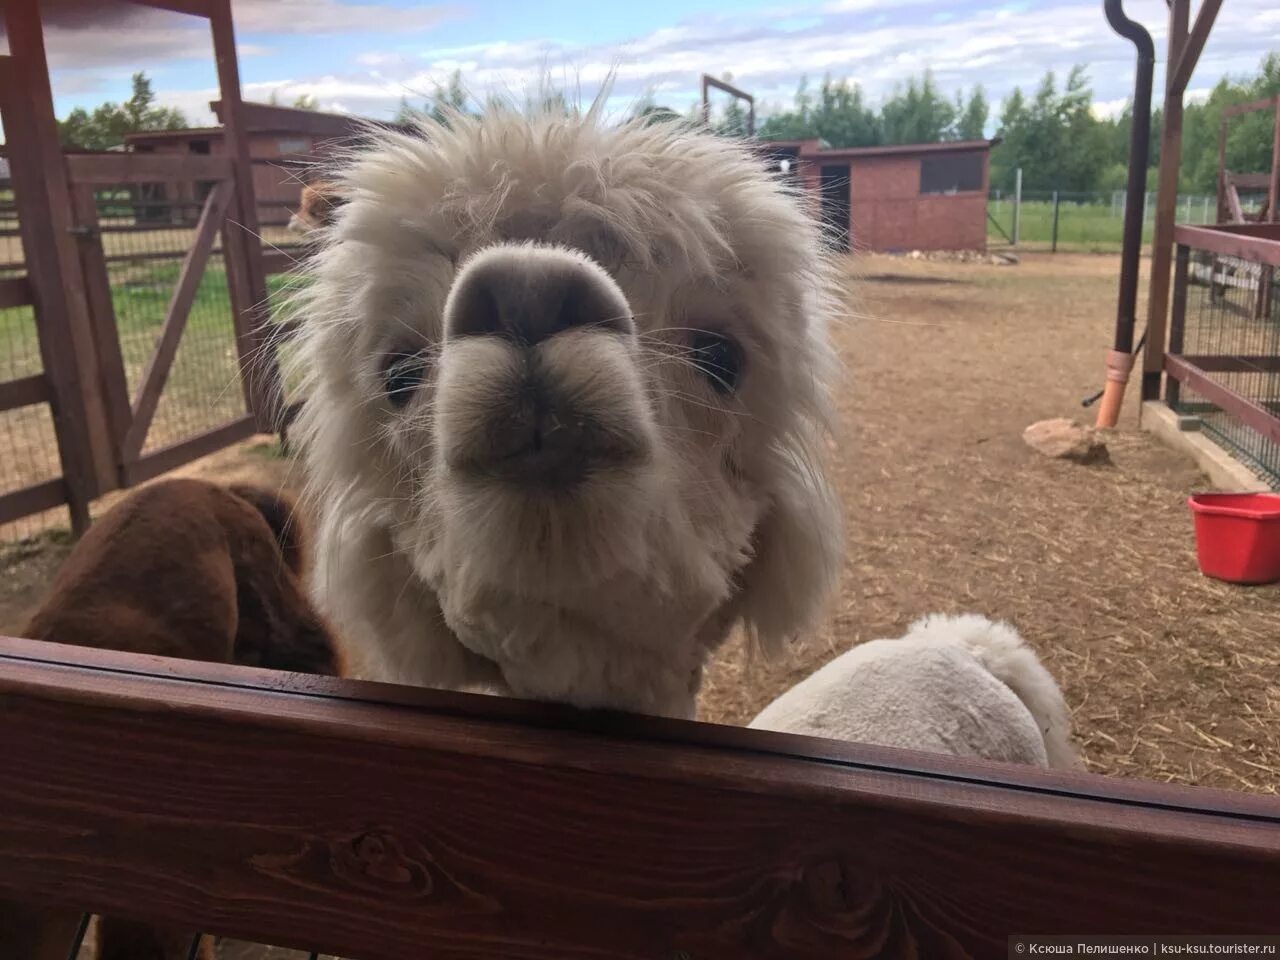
726 443 843 657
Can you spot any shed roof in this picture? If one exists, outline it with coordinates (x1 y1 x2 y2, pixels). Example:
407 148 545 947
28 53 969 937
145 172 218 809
763 138 1000 161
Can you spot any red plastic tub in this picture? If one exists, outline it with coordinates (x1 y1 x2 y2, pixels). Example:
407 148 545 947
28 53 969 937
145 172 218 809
1188 492 1280 584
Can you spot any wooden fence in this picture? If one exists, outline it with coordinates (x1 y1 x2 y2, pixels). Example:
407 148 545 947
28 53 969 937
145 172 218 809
1 633 1279 959
0 0 293 538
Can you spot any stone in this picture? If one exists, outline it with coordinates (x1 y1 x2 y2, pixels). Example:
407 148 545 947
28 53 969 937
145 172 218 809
1022 418 1110 465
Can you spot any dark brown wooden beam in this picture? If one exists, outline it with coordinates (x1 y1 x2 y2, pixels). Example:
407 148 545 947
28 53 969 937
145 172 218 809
121 180 233 460
1174 223 1280 265
1165 355 1280 447
0 276 34 309
0 373 51 412
1 0 119 531
65 153 232 186
69 184 133 457
119 414 258 486
1223 95 1280 120
1169 0 1223 96
1142 0 1192 401
0 480 66 525
0 635 1278 960
1178 355 1280 374
209 0 281 434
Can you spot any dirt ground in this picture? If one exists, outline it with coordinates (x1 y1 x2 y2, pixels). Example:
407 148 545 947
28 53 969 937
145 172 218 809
6 251 1279 802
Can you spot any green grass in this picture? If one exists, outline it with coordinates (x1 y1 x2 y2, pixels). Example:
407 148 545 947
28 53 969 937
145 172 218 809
987 197 1218 253
0 258 302 492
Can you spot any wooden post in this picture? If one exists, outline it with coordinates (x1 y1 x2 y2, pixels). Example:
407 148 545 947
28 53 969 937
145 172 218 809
209 0 282 434
0 3 119 533
1141 0 1191 402
1167 244 1190 409
1258 99 1280 322
69 184 133 458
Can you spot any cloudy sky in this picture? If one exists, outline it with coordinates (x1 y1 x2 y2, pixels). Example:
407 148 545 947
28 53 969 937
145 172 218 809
28 0 1280 130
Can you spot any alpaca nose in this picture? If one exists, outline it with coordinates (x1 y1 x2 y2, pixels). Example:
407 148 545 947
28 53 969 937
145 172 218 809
444 245 634 345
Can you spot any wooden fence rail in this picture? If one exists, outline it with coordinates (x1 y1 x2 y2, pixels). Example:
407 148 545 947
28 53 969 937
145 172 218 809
1 635 1278 960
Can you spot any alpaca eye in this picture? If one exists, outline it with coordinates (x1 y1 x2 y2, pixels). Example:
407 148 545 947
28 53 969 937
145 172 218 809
689 331 741 394
382 351 427 409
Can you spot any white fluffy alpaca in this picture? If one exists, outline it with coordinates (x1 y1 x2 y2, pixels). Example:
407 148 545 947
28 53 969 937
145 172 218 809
750 614 1079 769
290 102 842 719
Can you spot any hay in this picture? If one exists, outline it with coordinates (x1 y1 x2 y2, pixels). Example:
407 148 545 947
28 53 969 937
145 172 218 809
702 252 1280 796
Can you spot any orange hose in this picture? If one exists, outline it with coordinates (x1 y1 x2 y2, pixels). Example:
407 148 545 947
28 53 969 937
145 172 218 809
1094 349 1135 429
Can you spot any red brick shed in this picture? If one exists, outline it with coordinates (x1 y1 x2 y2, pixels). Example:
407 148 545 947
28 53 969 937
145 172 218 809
763 138 999 253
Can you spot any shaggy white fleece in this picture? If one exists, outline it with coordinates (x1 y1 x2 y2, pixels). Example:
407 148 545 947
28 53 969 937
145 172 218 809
288 101 843 719
749 614 1079 769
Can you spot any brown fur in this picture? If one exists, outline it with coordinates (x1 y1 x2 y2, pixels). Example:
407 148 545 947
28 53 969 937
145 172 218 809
286 180 345 234
8 478 342 960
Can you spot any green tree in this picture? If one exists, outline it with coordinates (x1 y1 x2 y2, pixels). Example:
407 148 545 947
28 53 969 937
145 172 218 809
1180 53 1280 194
990 66 1107 192
57 72 187 150
759 74 880 148
292 93 318 110
954 86 989 140
880 70 955 144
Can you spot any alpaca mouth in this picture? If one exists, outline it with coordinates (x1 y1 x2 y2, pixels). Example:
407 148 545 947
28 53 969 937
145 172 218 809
453 405 645 488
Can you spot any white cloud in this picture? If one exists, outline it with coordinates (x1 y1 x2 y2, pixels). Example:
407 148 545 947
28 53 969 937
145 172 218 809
233 0 455 36
292 0 1277 124
30 0 1280 132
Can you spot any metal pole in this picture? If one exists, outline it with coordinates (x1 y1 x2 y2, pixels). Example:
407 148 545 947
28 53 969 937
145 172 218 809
1096 0 1156 428
1012 168 1022 246
1051 191 1061 253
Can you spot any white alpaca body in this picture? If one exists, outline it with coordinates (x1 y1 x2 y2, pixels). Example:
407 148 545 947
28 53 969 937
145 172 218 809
750 614 1078 769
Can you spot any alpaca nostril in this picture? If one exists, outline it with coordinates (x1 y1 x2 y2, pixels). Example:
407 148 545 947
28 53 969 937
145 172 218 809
444 245 634 345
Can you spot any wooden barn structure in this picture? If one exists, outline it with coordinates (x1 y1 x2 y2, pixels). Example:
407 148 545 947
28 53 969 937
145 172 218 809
0 0 293 536
0 2 1278 958
763 137 998 253
124 100 406 225
1136 0 1280 486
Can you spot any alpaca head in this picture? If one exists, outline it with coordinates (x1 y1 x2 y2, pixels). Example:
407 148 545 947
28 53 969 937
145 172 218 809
291 103 843 717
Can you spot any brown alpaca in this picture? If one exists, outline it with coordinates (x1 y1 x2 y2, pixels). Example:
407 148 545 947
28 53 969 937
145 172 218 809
286 180 344 235
7 478 341 960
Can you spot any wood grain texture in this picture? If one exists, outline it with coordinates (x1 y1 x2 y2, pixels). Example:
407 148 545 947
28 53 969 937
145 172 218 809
120 415 258 487
64 153 232 186
71 182 135 456
0 636 1278 960
1174 224 1280 266
0 373 51 412
0 480 66 526
0 276 34 310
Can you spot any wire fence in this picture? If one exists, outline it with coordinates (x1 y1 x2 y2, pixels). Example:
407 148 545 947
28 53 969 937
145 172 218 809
1170 249 1280 487
0 176 307 544
987 190 1229 253
0 181 66 543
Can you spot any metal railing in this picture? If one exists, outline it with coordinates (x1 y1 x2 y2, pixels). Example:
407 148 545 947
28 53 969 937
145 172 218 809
1165 223 1280 485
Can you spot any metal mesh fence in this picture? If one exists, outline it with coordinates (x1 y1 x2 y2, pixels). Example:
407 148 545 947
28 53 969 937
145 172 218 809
0 175 309 542
1 177 68 541
988 190 1221 253
94 193 250 454
1171 250 1280 487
